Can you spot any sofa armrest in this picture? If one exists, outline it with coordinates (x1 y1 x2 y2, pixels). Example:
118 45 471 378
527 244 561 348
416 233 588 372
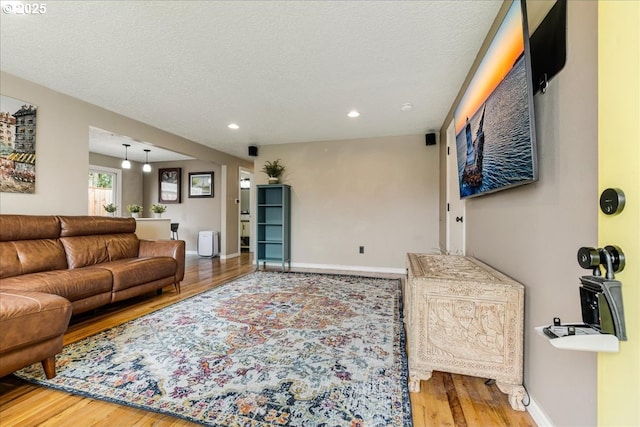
138 239 185 282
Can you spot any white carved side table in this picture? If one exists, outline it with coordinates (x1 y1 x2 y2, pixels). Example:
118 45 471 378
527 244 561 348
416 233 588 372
405 253 525 411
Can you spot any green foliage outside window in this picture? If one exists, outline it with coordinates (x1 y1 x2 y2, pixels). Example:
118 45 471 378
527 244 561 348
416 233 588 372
89 172 113 188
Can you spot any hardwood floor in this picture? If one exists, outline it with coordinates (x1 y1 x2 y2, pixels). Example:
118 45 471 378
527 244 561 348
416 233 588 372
0 253 536 426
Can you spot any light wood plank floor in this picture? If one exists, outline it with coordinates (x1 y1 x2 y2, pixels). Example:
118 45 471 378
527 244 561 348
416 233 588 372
0 253 536 426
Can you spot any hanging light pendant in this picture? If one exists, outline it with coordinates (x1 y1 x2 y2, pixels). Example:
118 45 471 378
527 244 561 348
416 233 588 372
121 143 131 169
143 149 151 172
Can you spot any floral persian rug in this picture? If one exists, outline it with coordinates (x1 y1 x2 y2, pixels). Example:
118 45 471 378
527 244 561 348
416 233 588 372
16 272 412 426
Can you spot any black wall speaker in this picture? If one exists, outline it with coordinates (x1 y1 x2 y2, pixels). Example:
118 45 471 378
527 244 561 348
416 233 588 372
248 146 258 157
425 133 436 146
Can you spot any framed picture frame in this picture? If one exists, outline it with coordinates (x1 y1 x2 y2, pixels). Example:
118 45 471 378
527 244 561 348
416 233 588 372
158 168 181 203
188 171 214 198
1 95 37 194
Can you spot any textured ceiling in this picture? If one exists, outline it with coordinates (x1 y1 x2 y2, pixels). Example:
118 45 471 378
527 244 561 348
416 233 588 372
0 0 502 161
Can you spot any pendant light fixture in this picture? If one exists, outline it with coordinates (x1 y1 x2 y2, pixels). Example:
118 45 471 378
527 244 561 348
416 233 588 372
143 149 151 172
121 144 131 169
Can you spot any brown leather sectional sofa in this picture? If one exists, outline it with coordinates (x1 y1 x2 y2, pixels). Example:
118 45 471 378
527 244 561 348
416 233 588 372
0 215 186 379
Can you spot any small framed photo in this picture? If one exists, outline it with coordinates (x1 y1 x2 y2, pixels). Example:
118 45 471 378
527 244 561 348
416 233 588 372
188 171 214 198
158 168 181 204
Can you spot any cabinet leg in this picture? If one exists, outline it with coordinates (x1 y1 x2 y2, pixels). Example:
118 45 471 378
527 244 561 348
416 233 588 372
408 368 433 392
408 375 422 392
496 381 526 411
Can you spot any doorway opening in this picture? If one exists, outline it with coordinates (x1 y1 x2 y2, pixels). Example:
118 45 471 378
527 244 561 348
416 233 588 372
239 168 253 253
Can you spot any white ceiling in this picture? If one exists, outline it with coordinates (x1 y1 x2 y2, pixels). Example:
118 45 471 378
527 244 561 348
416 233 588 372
0 0 503 161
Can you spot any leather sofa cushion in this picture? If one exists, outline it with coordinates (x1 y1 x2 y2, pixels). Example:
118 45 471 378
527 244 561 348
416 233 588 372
60 236 109 268
98 257 177 292
106 234 140 260
59 216 135 237
0 291 72 355
0 215 60 242
0 240 68 279
0 268 113 302
60 234 139 269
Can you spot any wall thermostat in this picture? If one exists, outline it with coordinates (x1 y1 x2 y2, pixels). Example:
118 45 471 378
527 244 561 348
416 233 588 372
599 188 625 215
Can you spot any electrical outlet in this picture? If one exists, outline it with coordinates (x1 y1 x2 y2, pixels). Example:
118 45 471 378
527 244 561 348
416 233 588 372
359 246 364 254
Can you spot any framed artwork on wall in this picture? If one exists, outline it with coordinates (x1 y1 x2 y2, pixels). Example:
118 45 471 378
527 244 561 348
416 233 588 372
158 168 181 203
0 95 37 194
188 171 214 198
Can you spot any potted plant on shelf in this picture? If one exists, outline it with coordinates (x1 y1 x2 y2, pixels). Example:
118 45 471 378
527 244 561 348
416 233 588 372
261 159 286 184
151 203 167 218
103 203 117 216
126 204 143 218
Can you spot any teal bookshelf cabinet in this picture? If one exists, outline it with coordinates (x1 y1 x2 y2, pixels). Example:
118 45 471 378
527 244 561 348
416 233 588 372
256 184 291 271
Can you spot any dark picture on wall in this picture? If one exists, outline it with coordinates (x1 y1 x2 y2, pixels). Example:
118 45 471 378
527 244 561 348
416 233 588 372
158 168 181 203
454 0 538 199
0 95 37 194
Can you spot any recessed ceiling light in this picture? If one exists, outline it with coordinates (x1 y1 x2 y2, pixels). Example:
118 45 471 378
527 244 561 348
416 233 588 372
400 103 413 112
347 110 360 118
228 123 240 130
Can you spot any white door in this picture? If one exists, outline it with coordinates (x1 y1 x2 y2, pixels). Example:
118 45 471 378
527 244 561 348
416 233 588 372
446 121 465 255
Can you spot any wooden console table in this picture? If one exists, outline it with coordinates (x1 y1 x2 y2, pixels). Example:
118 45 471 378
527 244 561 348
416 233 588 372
405 253 525 411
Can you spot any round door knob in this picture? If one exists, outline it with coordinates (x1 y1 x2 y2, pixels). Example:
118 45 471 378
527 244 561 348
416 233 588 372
577 247 600 269
604 245 625 273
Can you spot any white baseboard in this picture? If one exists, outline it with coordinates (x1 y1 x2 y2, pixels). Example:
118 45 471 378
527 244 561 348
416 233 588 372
186 250 228 259
526 393 554 427
220 252 239 260
187 253 405 275
290 262 405 276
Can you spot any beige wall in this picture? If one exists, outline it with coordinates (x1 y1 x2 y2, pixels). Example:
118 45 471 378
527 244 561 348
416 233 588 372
439 2 599 425
1 72 251 256
1 74 90 214
256 134 440 272
143 160 222 253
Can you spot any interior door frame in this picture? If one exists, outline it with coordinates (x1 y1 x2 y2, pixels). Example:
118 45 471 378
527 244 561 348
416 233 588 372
446 121 466 255
238 166 254 254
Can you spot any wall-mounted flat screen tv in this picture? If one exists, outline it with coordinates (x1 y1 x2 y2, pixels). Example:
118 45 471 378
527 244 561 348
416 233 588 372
454 0 538 199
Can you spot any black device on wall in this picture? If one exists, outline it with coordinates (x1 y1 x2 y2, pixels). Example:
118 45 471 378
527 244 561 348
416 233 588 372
248 146 258 157
425 133 436 146
529 0 567 94
577 245 627 340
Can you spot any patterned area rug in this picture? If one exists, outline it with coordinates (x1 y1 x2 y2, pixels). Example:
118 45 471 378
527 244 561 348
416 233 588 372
16 272 412 426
